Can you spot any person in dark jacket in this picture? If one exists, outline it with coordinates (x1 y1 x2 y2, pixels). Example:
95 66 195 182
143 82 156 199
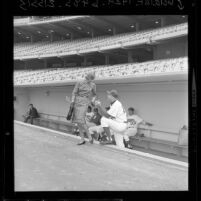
23 104 39 124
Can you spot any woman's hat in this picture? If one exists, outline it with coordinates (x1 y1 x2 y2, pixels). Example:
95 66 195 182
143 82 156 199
85 72 95 81
107 90 119 99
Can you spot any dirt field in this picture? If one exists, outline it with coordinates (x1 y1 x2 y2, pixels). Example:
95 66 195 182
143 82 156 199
14 123 188 191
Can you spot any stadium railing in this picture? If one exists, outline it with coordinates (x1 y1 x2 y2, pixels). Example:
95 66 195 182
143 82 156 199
14 57 188 86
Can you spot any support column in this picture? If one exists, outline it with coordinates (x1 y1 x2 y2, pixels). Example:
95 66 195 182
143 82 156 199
105 54 110 65
61 58 66 68
112 27 116 35
30 35 34 43
161 17 167 27
24 61 28 69
91 30 94 38
83 56 88 66
128 51 133 63
70 33 74 40
135 22 139 32
43 59 47 69
50 33 53 42
152 45 157 60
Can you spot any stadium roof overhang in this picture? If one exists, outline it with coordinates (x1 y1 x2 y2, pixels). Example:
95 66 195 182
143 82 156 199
14 15 188 42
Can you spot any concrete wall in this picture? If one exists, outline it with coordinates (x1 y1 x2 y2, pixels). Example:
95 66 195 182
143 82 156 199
14 81 188 131
14 88 30 121
14 81 188 157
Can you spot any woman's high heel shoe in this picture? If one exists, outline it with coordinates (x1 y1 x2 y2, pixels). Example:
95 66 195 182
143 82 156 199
77 141 86 145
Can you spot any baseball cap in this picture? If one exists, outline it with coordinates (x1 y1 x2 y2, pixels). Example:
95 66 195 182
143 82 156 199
107 90 119 99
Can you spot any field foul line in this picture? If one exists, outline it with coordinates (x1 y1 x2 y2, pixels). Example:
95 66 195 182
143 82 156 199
14 120 188 168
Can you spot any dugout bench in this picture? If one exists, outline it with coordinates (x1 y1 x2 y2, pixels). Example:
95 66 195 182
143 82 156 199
32 113 188 157
33 113 75 133
129 125 188 157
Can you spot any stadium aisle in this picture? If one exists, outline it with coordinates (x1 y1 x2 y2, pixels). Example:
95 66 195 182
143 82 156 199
14 123 188 191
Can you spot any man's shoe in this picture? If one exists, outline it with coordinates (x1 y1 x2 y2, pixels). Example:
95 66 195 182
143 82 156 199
77 141 86 145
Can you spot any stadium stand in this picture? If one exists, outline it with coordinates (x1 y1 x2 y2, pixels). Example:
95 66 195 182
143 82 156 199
14 57 188 86
14 23 187 59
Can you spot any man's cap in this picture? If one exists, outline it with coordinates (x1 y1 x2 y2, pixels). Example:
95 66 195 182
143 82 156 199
107 90 119 99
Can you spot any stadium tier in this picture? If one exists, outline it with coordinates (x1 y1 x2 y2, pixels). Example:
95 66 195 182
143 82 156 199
14 23 187 60
14 57 187 86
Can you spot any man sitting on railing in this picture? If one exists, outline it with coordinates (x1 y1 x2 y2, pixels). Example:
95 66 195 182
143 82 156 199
23 104 39 125
123 107 153 148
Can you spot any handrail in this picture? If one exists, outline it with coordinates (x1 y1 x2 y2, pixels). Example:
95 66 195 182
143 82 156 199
39 112 66 119
138 125 179 135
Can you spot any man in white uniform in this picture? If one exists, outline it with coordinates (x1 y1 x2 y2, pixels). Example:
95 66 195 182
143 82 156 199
124 107 153 148
94 90 127 145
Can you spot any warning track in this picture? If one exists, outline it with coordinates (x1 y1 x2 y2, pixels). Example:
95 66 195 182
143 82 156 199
14 122 188 191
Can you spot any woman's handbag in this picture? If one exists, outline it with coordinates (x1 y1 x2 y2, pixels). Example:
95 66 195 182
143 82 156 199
66 103 74 121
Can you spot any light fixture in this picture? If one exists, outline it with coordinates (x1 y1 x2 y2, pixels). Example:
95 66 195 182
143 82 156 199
18 32 21 35
130 25 135 28
46 35 49 38
108 28 112 32
155 21 159 24
182 15 186 18
87 31 90 34
66 33 69 36
77 26 82 30
26 36 30 39
37 31 41 33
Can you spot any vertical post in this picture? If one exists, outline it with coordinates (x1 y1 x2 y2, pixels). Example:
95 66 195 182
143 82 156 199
30 35 33 43
70 33 74 40
113 27 116 35
152 45 157 60
135 22 139 32
43 59 47 69
128 51 133 63
105 54 109 65
91 30 94 38
83 56 87 66
50 33 53 42
161 17 167 27
24 61 27 69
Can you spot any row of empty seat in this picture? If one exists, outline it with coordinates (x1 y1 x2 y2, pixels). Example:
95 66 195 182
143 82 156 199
14 16 88 26
14 57 188 86
14 23 188 60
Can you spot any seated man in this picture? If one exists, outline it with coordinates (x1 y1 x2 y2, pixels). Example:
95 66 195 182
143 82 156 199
94 90 127 145
123 107 153 148
85 106 95 127
23 104 39 125
88 108 104 140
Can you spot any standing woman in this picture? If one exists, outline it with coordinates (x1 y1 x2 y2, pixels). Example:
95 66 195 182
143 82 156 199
71 72 96 145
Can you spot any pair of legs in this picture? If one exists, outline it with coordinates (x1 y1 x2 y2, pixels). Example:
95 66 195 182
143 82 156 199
89 125 104 140
123 128 138 148
76 122 93 144
23 115 35 124
86 121 97 128
100 117 127 144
